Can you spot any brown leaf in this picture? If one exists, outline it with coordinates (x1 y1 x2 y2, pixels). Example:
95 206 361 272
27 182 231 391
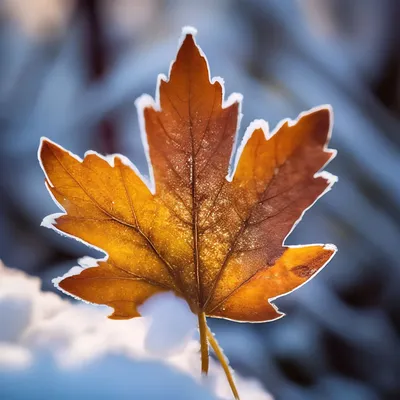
39 28 336 397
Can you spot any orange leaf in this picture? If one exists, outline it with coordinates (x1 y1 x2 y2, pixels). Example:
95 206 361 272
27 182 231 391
39 27 336 398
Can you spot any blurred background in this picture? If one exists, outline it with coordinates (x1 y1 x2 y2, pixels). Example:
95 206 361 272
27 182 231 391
1 0 400 399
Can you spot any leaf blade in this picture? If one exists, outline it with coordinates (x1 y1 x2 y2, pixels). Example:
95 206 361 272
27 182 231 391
57 261 169 319
39 30 337 324
208 245 336 322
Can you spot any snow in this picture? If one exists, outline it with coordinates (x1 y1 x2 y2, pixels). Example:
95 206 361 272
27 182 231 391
138 292 197 356
0 262 272 400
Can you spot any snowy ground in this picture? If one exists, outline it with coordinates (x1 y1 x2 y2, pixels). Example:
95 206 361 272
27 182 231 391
0 262 272 400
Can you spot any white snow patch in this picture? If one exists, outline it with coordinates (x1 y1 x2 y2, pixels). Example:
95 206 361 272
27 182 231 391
0 262 273 400
0 344 32 371
139 292 197 356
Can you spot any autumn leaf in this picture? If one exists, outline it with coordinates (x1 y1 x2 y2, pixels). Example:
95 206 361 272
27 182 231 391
39 27 336 399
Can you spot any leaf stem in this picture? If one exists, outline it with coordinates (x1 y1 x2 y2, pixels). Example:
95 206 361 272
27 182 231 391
198 312 209 374
206 325 241 400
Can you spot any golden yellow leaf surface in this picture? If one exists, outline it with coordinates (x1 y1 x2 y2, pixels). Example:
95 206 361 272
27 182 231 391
39 31 336 324
39 28 337 397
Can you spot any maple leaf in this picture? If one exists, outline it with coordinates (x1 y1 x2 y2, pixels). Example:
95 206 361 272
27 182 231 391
39 27 336 399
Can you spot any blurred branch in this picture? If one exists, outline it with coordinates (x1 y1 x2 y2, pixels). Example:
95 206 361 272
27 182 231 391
78 0 116 153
